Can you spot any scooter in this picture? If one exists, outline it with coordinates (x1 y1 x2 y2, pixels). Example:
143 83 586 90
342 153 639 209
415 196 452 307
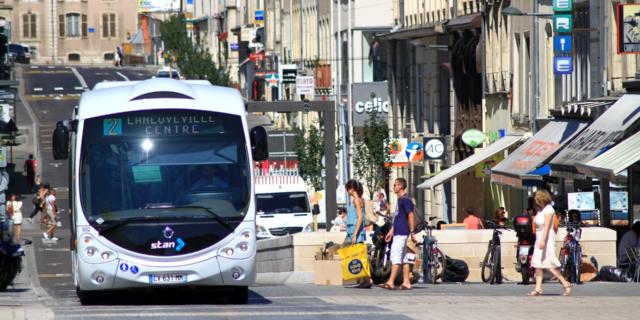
0 216 23 291
513 214 535 285
368 212 393 284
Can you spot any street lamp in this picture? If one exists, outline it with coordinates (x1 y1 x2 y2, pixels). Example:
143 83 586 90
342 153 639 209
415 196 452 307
501 4 552 133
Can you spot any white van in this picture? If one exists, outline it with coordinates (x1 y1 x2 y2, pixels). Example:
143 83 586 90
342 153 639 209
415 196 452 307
255 175 313 239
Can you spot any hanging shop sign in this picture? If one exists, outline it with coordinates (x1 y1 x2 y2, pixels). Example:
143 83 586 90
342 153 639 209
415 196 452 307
385 138 408 166
423 137 445 161
462 129 485 148
405 141 424 162
618 4 640 54
281 65 297 84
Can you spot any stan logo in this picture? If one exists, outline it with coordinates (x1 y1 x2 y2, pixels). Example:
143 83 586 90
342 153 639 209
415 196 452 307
150 238 186 251
348 259 363 275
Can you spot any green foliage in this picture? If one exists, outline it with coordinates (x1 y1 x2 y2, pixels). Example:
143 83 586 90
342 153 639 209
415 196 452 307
352 112 390 197
160 15 231 86
293 124 324 190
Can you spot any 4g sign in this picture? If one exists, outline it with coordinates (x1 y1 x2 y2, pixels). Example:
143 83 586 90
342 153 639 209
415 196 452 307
423 137 446 161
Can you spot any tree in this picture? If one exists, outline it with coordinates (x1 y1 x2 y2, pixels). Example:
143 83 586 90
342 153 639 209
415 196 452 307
352 111 390 198
293 124 324 190
160 15 231 86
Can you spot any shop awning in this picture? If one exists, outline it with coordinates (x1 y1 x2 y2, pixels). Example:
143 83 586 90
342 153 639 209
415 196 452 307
417 135 524 189
549 94 640 178
491 119 589 188
575 130 640 180
446 13 482 31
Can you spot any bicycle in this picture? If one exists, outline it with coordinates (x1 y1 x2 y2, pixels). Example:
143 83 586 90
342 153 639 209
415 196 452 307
559 223 582 284
481 220 503 284
422 222 446 284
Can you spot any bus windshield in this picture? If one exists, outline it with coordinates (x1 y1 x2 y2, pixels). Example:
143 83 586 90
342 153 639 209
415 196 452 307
79 109 250 226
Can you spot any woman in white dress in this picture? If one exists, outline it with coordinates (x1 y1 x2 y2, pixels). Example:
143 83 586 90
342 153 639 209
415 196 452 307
7 194 23 244
529 189 572 296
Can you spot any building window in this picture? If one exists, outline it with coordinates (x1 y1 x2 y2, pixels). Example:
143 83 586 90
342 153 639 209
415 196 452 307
66 13 80 37
104 52 114 61
102 13 116 38
62 13 87 38
22 13 36 39
68 53 80 61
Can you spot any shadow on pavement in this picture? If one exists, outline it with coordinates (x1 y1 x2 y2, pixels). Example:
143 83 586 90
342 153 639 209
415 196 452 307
81 288 272 306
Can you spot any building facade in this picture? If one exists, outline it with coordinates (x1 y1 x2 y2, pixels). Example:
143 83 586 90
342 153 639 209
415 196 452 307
0 0 138 64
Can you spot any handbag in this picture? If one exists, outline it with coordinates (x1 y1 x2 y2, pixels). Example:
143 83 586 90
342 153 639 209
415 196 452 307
337 243 371 281
406 235 418 253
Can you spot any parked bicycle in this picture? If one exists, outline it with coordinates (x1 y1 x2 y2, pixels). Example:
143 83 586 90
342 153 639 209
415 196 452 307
559 223 582 284
481 220 503 284
422 221 446 284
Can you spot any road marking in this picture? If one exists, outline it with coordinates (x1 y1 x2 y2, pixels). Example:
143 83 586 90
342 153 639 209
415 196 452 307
48 66 55 69
38 273 71 278
61 310 394 317
70 67 89 89
116 71 129 81
54 87 64 91
50 162 62 168
74 86 84 90
46 262 63 266
33 88 43 92
30 66 39 69
26 95 80 101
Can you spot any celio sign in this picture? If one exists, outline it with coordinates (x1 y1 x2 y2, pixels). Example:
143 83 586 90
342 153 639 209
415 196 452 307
354 97 389 114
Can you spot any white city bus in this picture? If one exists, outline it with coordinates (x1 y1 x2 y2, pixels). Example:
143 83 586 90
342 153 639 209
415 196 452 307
52 78 268 305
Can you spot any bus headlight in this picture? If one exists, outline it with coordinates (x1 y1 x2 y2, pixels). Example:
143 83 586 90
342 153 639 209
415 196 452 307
219 229 254 259
79 234 117 264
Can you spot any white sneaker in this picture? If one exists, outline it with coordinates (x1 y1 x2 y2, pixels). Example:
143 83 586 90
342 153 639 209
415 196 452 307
50 237 59 241
27 218 32 223
43 232 49 240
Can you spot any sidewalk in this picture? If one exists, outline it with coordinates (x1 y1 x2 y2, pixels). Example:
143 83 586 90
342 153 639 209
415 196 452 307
0 66 54 319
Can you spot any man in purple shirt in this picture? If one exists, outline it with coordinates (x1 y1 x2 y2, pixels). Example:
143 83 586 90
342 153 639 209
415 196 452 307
379 178 415 290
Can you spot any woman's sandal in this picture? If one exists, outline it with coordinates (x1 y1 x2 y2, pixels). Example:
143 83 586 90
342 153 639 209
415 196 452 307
563 284 572 296
528 289 543 296
378 283 395 290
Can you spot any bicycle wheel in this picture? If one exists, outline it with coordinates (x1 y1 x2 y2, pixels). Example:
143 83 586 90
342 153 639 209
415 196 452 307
429 248 447 284
490 245 501 284
480 241 494 283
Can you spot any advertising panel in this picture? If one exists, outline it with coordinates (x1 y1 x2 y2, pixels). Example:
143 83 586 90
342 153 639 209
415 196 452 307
351 82 389 127
618 4 640 54
137 0 180 13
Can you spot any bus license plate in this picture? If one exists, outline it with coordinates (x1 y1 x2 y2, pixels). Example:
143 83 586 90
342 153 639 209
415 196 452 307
149 273 188 284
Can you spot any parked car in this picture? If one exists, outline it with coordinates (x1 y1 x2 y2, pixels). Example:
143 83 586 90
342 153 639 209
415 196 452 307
8 44 30 64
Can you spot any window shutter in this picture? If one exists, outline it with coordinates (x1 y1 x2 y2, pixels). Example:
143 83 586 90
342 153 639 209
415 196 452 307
109 14 116 38
102 13 108 38
30 14 37 39
22 14 28 38
58 14 64 37
82 14 87 37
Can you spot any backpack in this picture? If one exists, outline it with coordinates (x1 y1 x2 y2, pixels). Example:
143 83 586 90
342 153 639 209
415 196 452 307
363 199 377 226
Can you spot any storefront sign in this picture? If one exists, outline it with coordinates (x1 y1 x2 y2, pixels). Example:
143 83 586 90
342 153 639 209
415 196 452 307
423 137 445 161
462 129 484 148
618 4 640 53
281 65 297 84
295 76 315 95
553 0 572 12
405 142 424 162
385 138 408 166
137 0 180 13
351 82 390 127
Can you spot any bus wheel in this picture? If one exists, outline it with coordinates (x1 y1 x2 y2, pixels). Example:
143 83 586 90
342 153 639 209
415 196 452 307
77 288 99 305
228 286 249 304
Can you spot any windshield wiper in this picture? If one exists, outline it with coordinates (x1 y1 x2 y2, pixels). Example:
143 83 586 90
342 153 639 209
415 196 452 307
97 216 173 236
170 206 233 230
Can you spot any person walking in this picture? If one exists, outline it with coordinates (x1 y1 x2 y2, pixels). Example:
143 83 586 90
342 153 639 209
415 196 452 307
7 194 23 244
24 154 37 192
529 189 572 296
344 179 372 288
43 188 58 241
27 185 45 224
380 178 415 290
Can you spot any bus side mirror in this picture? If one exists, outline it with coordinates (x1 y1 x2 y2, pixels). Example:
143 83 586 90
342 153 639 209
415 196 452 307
250 126 268 161
52 121 69 160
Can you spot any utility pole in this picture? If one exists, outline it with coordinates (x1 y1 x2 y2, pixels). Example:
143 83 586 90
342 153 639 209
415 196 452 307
532 0 539 133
